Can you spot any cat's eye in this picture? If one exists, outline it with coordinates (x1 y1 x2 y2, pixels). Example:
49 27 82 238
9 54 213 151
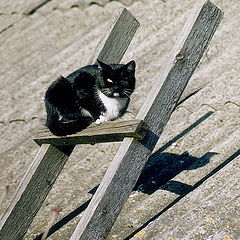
107 79 113 83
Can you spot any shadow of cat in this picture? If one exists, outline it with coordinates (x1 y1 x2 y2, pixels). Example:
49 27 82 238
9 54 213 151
134 151 218 195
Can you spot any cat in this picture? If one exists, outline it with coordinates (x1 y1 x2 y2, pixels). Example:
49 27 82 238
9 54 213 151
44 60 136 136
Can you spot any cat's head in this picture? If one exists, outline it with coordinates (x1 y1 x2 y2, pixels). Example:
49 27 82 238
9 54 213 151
97 60 136 98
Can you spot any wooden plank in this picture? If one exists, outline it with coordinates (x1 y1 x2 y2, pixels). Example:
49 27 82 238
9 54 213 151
88 7 140 64
0 8 140 240
70 1 223 239
34 120 149 146
0 144 73 239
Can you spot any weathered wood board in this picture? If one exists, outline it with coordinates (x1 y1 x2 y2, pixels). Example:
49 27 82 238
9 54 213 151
0 144 72 239
70 1 223 239
88 8 140 65
34 120 149 146
0 8 140 240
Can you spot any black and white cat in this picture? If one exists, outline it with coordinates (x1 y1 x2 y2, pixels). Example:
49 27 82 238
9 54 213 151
44 60 136 136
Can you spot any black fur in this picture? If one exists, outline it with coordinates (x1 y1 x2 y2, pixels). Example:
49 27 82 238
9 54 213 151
44 60 136 136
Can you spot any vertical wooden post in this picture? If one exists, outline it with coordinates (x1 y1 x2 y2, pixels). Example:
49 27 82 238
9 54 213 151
70 1 223 239
0 8 139 240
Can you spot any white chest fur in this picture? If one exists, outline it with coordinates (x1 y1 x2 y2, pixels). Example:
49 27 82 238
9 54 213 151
97 90 128 120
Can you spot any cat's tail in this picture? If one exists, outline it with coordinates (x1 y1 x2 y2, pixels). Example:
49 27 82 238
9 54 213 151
45 102 92 136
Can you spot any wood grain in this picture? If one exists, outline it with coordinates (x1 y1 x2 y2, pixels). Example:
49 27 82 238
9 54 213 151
0 144 72 239
34 120 149 146
88 7 140 65
0 8 140 240
70 1 223 239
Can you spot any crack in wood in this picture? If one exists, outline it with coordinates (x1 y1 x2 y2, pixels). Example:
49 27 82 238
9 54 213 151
25 0 53 15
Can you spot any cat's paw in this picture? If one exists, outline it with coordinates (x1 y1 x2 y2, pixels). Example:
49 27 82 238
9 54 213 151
95 119 101 124
95 115 108 125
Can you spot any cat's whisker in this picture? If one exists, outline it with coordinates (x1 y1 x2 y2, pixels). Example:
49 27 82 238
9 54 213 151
123 91 131 98
124 89 133 93
124 90 133 95
124 88 133 92
124 89 133 95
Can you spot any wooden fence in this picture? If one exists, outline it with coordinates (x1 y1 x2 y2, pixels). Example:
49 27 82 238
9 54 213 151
0 1 223 239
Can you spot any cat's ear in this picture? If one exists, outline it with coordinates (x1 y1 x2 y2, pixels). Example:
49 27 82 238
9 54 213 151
97 59 111 71
57 75 67 81
126 60 136 72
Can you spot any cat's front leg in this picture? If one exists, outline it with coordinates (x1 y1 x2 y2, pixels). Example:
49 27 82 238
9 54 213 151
95 113 108 125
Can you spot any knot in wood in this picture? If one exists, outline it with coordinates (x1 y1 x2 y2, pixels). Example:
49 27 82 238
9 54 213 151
102 208 107 214
175 53 184 61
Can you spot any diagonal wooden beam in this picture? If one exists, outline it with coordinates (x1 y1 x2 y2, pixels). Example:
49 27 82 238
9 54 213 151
0 8 139 240
70 1 223 239
89 8 140 65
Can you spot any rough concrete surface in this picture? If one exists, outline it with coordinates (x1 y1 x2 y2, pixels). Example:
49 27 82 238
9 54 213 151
0 0 239 239
130 155 240 240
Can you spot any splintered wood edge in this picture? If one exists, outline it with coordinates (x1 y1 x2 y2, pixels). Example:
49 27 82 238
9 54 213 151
34 120 149 146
